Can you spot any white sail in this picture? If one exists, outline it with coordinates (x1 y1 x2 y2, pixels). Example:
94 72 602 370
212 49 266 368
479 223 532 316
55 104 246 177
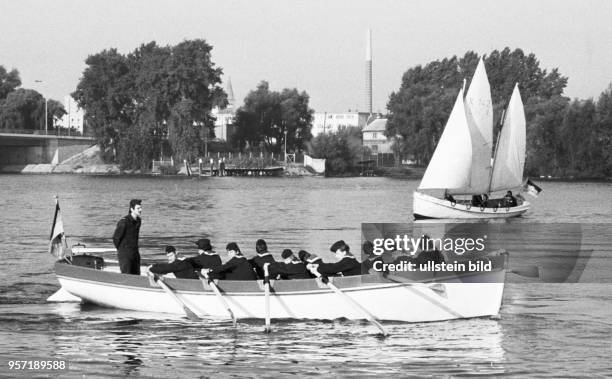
419 88 472 191
463 58 493 194
490 84 526 192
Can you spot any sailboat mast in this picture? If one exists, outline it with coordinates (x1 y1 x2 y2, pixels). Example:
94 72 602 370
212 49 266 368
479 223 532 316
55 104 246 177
487 108 506 195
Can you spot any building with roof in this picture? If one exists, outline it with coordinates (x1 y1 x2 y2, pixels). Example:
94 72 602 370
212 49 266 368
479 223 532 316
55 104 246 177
362 118 393 154
311 111 371 136
212 77 236 141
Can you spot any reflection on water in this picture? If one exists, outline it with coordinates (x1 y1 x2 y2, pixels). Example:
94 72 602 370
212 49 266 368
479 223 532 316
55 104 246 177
1 175 611 376
2 302 506 377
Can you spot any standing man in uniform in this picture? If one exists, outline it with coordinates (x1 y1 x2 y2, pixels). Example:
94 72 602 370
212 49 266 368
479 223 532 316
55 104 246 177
113 199 142 275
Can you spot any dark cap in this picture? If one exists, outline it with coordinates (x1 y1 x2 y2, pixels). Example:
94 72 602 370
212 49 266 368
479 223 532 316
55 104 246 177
298 250 310 262
165 245 176 254
330 240 348 252
226 242 240 253
281 249 294 259
195 238 212 251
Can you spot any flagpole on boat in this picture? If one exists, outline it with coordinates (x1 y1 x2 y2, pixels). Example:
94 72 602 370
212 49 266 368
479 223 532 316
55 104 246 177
263 264 272 333
148 271 200 321
198 270 237 327
311 269 388 336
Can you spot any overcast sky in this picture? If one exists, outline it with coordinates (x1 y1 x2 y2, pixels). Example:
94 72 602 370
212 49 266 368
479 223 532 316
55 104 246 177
1 0 611 113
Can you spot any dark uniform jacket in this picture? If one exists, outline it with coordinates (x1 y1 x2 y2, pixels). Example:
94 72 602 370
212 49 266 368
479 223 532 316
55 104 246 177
210 256 257 281
187 252 222 270
112 215 141 274
113 215 141 254
249 253 276 279
318 256 362 277
150 259 197 279
361 256 384 274
269 261 311 280
187 252 223 279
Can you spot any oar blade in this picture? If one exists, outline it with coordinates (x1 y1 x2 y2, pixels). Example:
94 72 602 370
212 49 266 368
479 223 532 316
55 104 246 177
183 306 200 321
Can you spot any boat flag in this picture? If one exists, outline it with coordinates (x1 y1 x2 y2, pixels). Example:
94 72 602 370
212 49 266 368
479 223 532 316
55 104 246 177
524 179 542 198
49 197 71 260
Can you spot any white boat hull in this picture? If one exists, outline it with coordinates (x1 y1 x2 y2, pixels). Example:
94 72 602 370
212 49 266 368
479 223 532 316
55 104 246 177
413 191 529 220
54 259 506 323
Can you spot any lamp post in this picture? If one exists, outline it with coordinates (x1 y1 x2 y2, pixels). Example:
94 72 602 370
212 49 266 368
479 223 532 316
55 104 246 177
34 80 48 134
284 129 288 166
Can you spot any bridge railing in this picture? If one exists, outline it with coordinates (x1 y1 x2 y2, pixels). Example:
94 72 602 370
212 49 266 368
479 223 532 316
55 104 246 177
0 128 94 137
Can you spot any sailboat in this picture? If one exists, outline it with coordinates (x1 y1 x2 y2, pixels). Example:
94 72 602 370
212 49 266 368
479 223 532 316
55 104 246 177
413 59 531 219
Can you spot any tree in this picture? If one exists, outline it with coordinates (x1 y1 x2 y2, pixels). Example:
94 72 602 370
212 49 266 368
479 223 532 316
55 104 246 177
309 127 365 175
233 81 313 153
386 49 569 168
0 88 44 130
0 66 21 100
47 99 67 130
73 40 227 169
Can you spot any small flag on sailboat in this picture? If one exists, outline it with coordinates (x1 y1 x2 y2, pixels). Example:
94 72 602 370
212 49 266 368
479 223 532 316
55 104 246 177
49 197 71 259
524 179 542 198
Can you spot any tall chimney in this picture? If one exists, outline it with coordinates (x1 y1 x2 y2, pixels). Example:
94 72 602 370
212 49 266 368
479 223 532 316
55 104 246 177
365 29 372 114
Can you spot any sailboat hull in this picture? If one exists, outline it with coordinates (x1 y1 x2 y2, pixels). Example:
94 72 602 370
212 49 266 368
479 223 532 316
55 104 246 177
413 191 529 220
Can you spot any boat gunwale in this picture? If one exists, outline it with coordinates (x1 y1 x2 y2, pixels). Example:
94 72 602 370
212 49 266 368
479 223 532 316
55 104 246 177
55 253 507 295
413 191 530 216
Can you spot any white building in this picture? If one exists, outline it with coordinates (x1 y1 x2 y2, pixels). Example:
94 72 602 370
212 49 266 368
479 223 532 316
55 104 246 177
211 77 236 141
58 95 84 133
311 111 371 136
362 118 393 154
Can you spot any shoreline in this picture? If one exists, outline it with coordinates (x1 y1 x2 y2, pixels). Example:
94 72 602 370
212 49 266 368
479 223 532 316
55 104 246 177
1 163 610 182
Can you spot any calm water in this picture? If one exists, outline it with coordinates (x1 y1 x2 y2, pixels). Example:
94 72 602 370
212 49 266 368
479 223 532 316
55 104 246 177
1 174 611 378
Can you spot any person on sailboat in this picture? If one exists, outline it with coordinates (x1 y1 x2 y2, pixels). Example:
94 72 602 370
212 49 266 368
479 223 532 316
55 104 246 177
504 191 518 207
444 190 456 203
308 240 361 277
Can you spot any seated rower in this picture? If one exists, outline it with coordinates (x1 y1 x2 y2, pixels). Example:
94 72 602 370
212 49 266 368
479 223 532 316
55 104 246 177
187 238 223 278
267 249 311 280
308 240 361 277
207 243 257 281
149 245 197 279
298 250 323 278
249 239 276 279
360 240 384 274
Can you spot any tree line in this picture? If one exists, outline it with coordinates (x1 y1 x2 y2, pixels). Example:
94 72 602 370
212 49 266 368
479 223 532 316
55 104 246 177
386 48 612 178
0 66 66 132
72 40 315 170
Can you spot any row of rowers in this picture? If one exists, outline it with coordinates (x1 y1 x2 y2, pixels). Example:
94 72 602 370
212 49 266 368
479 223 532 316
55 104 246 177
148 238 379 280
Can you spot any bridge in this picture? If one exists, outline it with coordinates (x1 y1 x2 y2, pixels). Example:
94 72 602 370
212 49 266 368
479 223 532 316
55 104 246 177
0 129 96 166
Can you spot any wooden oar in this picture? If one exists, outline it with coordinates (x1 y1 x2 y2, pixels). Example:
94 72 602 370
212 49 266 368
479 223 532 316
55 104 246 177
148 271 200 321
198 271 237 327
263 264 272 333
311 268 388 336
